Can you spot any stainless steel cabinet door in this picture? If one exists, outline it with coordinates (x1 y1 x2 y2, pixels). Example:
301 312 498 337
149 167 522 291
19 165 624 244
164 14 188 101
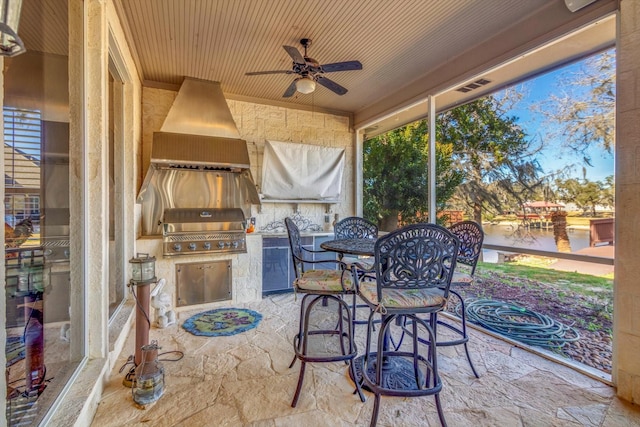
176 260 231 307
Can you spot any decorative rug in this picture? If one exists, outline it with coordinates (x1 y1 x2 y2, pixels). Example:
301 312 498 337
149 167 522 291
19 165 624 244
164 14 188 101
182 308 262 337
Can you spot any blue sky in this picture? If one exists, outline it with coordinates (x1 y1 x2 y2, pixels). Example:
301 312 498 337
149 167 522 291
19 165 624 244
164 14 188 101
497 58 614 182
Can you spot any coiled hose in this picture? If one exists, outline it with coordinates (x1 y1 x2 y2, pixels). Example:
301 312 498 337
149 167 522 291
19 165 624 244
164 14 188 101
455 298 580 348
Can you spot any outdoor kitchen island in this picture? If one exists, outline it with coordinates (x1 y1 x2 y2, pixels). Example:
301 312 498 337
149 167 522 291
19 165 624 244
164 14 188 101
136 233 263 308
135 229 337 310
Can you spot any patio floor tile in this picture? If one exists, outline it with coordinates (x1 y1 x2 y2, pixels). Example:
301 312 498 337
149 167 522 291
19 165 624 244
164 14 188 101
92 293 640 426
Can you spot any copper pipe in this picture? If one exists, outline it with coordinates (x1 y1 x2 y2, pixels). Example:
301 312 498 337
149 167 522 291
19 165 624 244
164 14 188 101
134 282 152 366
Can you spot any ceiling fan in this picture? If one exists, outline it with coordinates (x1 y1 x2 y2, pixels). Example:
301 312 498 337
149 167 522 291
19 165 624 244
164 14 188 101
245 38 362 97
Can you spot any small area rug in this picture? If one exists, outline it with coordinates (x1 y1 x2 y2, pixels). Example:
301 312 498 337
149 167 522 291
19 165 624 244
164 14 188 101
182 308 262 337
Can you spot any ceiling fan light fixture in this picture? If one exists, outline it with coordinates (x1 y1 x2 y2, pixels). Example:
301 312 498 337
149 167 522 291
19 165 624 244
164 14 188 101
296 77 316 94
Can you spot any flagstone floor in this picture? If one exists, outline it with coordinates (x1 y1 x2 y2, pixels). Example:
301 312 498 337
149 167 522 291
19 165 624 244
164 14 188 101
92 293 640 427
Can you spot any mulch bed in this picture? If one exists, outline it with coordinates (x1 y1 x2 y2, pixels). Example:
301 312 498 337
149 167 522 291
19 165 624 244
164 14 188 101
450 270 613 373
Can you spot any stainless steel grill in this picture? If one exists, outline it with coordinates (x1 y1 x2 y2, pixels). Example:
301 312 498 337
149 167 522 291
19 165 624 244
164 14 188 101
41 209 71 264
42 238 70 263
162 208 247 256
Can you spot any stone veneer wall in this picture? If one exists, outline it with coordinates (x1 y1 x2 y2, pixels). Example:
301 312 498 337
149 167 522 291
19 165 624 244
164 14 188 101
140 88 355 230
614 0 640 405
227 97 355 231
140 88 356 304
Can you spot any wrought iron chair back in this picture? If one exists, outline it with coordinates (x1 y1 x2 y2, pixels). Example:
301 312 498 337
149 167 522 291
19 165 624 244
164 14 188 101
334 216 378 239
285 217 306 278
438 219 484 379
448 220 484 275
285 216 352 286
374 223 459 303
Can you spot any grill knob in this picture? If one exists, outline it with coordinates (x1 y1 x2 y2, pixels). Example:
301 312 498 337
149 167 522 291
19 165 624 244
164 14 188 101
217 241 225 249
173 243 182 252
189 243 197 251
203 242 211 250
232 241 239 248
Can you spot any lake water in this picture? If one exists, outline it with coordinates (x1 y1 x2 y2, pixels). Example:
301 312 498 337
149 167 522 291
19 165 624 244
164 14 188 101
481 223 591 263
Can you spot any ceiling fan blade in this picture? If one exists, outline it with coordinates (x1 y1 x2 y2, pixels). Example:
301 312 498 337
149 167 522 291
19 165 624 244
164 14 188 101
316 76 348 95
245 70 294 76
283 45 305 64
283 80 298 98
321 61 363 73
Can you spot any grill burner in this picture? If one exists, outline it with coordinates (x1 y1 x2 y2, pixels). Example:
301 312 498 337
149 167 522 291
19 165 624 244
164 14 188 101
162 208 247 256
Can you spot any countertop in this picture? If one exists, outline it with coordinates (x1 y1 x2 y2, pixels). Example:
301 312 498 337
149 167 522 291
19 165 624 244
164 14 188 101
137 231 335 241
253 231 334 237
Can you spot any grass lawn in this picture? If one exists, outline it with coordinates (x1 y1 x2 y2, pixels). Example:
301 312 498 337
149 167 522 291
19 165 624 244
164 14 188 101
490 212 612 228
476 261 613 299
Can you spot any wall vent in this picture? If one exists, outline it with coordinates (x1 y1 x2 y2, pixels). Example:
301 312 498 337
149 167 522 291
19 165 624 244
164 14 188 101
455 78 491 93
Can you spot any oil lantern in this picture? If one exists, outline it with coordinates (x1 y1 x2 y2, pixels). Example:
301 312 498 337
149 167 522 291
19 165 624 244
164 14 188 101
129 253 156 284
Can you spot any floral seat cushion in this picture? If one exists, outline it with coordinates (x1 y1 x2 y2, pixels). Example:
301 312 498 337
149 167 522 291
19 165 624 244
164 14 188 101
294 269 354 292
358 280 447 309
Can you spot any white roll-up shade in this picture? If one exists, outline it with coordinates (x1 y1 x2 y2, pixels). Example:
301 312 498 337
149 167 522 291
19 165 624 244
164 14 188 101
261 140 345 201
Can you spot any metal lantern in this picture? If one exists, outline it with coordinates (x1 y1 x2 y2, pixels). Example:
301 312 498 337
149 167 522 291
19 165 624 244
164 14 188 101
0 0 26 57
129 253 156 284
132 341 165 405
124 253 158 387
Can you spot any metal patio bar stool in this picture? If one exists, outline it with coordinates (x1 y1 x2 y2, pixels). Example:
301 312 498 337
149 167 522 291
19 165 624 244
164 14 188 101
391 220 484 378
284 217 365 407
334 216 378 324
352 223 459 427
439 220 484 378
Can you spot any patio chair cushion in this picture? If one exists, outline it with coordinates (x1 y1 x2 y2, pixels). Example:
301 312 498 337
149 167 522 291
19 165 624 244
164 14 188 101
358 280 447 309
294 269 354 292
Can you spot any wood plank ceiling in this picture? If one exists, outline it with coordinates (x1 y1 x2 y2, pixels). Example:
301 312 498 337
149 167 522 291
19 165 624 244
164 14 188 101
114 0 554 114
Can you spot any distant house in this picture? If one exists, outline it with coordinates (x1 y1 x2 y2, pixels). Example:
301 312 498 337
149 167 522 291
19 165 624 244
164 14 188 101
518 201 565 220
438 210 464 226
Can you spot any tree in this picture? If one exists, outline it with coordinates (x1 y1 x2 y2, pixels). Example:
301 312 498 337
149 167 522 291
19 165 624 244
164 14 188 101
363 121 463 231
533 49 615 164
601 175 615 209
549 210 571 253
438 97 543 224
554 177 611 216
364 95 542 230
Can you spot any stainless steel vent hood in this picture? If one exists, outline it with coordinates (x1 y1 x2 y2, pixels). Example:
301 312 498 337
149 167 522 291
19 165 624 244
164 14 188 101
143 77 259 174
138 78 260 236
151 132 251 169
160 77 241 140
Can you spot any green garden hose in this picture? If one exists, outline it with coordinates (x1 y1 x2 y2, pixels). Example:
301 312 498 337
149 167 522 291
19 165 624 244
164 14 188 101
456 299 580 348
